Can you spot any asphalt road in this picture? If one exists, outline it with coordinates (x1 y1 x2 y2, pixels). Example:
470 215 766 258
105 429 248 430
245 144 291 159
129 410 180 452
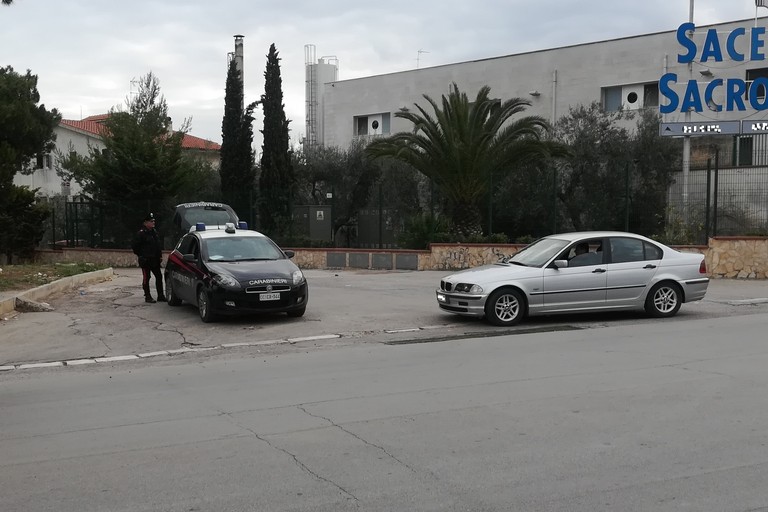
2 311 768 511
1 267 768 368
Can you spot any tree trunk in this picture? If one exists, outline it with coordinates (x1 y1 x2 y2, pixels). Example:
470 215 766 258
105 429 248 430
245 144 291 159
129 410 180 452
449 201 483 240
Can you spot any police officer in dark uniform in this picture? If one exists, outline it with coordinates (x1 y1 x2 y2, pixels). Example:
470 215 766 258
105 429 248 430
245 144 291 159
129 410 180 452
131 213 166 303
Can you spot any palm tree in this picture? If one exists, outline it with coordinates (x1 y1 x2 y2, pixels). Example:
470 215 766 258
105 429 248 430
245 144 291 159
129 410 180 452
2 1 13 5
366 82 563 238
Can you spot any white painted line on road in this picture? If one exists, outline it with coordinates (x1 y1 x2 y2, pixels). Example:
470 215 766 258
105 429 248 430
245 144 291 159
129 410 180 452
3 322 470 372
287 334 341 342
64 359 97 366
17 362 64 369
221 339 285 348
727 298 768 305
138 351 170 358
94 355 139 362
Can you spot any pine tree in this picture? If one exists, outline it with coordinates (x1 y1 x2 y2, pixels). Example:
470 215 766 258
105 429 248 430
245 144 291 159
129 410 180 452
258 43 295 239
0 66 59 262
59 72 207 246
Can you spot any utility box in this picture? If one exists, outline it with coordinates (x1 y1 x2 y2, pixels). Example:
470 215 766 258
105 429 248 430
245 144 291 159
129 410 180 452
293 205 332 241
357 207 397 248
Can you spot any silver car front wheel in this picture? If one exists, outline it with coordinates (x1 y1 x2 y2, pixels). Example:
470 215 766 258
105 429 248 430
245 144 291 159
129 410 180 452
484 288 525 326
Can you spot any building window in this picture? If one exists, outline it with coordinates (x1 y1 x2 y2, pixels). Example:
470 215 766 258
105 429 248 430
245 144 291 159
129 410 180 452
746 68 768 101
35 153 53 169
603 83 659 111
643 84 659 107
603 86 622 112
354 113 390 137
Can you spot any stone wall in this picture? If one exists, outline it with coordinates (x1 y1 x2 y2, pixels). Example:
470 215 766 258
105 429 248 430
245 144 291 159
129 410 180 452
32 237 768 279
707 237 768 279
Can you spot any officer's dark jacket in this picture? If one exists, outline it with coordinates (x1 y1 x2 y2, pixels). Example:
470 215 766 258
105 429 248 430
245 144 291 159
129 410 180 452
131 227 162 260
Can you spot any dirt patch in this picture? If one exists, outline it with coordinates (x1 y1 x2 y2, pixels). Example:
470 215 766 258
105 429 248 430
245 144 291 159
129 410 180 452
0 263 108 293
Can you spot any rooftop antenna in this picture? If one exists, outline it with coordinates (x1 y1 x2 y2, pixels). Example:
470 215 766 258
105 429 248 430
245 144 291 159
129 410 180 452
417 49 429 69
129 77 140 99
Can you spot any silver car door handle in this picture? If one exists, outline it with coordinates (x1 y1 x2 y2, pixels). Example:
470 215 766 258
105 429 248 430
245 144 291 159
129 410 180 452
592 268 606 273
644 264 657 269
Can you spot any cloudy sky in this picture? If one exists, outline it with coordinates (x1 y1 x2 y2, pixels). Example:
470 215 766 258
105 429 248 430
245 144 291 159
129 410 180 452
1 1 763 147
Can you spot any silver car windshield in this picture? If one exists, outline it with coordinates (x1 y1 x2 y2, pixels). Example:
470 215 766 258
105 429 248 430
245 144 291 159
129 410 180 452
205 237 283 262
510 237 570 267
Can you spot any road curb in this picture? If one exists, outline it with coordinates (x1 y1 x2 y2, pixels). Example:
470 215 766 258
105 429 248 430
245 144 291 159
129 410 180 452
0 268 115 316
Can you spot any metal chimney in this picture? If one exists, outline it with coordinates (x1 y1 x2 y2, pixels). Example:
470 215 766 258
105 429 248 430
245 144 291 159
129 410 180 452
233 35 244 110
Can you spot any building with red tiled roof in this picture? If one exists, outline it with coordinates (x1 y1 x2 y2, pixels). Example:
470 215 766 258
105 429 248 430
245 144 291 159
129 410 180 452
15 114 221 197
61 115 222 153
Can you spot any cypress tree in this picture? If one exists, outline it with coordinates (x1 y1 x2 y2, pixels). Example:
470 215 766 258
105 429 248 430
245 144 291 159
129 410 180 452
259 43 294 239
220 59 256 219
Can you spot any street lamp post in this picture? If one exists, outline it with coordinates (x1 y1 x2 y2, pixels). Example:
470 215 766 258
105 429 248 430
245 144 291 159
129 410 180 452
682 0 694 223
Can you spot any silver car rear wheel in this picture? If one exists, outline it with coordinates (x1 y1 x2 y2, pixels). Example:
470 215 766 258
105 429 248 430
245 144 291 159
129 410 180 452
645 282 682 318
484 288 525 326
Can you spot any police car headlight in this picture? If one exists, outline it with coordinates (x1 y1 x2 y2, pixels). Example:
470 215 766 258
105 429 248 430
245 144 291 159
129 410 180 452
212 273 240 289
291 270 305 285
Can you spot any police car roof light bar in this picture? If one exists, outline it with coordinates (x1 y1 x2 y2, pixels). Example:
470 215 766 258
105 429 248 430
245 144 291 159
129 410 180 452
237 221 248 230
195 222 206 232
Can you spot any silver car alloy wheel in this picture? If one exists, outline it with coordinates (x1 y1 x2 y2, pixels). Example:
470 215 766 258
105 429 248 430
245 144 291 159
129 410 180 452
652 285 678 314
494 292 520 322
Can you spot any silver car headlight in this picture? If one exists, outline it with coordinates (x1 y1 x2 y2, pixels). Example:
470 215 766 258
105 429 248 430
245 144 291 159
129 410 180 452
291 270 305 285
455 283 483 294
212 273 241 289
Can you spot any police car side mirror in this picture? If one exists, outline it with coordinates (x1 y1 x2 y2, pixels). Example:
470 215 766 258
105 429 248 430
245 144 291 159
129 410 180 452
553 259 568 269
283 250 295 259
183 253 197 262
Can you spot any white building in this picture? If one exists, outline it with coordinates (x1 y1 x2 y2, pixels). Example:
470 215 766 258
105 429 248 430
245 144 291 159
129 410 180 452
15 114 221 197
314 16 768 162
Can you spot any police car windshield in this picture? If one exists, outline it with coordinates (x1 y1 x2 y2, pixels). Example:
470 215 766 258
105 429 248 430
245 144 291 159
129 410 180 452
205 237 283 262
184 209 234 228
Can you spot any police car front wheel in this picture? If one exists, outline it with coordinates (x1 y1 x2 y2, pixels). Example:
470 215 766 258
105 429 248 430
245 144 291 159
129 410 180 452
197 288 217 322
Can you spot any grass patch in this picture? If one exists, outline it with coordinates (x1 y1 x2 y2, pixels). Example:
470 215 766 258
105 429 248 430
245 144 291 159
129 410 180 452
0 263 108 293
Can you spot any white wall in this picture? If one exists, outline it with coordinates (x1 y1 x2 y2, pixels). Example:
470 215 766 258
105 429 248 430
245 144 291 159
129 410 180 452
320 19 759 148
14 124 103 198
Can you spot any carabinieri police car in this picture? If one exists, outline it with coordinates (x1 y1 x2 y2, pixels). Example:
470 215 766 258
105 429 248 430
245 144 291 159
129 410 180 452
164 221 308 322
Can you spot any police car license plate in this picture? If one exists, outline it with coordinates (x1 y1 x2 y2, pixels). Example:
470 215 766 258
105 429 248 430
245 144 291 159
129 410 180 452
260 292 280 301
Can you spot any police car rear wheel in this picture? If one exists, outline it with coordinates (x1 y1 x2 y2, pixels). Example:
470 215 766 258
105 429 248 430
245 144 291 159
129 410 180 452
166 276 182 306
197 288 216 322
